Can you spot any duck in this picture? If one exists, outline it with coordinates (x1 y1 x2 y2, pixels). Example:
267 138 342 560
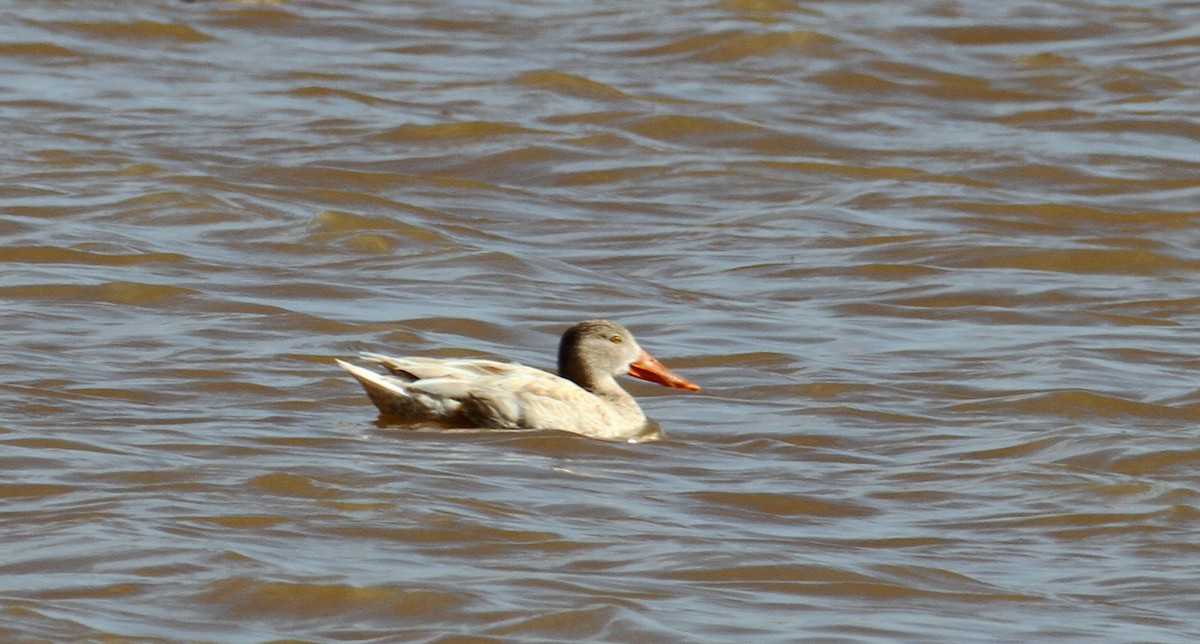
336 319 699 441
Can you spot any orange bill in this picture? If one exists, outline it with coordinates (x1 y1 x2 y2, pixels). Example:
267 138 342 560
628 348 700 391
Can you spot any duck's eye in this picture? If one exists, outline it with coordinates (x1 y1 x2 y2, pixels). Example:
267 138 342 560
610 335 622 344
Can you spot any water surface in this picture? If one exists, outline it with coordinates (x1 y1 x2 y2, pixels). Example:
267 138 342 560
3 0 1199 641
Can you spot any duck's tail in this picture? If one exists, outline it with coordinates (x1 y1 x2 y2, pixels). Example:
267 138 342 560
336 359 424 417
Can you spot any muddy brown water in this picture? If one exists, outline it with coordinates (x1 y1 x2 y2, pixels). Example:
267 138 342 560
3 1 1199 641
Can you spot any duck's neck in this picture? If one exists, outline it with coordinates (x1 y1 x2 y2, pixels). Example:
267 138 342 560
559 351 626 399
559 355 646 433
560 356 607 393
558 331 599 391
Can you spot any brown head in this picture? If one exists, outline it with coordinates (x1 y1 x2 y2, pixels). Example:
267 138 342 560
557 319 700 392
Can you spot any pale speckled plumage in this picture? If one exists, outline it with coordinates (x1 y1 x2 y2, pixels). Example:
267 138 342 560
337 320 699 441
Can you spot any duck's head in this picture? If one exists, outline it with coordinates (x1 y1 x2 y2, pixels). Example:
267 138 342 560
558 319 700 392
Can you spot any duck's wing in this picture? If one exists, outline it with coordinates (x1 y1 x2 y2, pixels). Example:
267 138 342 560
441 366 606 431
336 359 466 420
360 353 523 380
340 352 638 436
341 355 616 433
